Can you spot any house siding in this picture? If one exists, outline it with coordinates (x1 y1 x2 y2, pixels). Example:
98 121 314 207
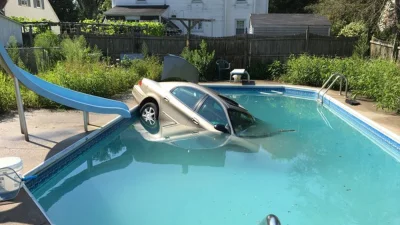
4 0 59 22
0 15 23 46
112 0 268 37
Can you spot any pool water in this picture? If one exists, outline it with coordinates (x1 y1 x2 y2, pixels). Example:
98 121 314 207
31 91 400 225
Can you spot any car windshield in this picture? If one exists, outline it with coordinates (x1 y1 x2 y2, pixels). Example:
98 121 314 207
218 94 240 107
228 109 256 134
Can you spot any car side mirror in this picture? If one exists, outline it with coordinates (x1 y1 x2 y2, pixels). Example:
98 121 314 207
214 124 229 134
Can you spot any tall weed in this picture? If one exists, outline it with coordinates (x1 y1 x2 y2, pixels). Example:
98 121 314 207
181 40 215 81
281 55 400 112
34 31 62 72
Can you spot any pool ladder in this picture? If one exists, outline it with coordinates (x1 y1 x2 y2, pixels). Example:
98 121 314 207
317 73 348 104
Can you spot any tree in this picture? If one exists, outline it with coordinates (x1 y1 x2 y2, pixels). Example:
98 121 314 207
308 0 387 35
48 0 79 22
269 0 318 13
76 0 105 20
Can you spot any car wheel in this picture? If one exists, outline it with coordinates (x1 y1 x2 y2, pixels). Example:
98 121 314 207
140 102 159 127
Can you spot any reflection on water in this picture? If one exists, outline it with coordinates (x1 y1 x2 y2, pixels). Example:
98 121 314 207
32 94 400 225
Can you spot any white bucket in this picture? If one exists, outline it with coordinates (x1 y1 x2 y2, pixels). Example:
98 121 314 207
0 157 23 201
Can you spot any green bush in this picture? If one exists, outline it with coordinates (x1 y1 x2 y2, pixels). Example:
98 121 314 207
0 58 162 113
0 72 16 113
10 17 52 34
130 56 163 81
0 35 164 114
281 55 400 112
181 40 215 81
81 19 165 36
338 22 367 37
60 36 102 64
268 60 286 80
6 36 27 70
34 31 62 72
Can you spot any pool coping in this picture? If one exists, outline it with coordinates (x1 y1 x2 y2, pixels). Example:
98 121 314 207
22 84 400 224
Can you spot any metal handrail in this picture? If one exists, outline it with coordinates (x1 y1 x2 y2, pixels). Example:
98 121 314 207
317 73 348 104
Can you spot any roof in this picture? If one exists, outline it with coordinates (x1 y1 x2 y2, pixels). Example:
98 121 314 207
104 5 169 16
250 14 331 27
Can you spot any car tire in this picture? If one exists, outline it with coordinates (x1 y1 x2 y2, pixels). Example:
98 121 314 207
139 102 159 129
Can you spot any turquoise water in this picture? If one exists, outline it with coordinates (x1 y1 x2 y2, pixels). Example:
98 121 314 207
32 92 400 225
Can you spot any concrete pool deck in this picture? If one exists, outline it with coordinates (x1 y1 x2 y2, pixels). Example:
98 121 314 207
0 82 399 224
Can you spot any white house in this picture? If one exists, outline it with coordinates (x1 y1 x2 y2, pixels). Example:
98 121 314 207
105 0 269 37
4 0 59 22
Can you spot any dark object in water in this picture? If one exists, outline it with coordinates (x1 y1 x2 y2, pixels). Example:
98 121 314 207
266 214 281 225
345 98 360 106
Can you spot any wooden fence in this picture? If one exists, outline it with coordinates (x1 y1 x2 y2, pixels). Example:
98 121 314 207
83 33 358 68
370 39 398 61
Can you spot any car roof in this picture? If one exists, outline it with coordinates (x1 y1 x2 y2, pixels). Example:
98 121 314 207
159 81 249 113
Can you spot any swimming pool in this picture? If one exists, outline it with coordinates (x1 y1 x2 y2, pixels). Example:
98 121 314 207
26 86 400 225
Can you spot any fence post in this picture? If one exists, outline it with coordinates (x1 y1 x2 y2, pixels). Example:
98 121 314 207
28 25 33 47
244 28 248 68
186 20 191 48
392 32 400 62
305 26 309 53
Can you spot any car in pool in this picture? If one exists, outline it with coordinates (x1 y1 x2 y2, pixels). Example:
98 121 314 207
132 78 264 137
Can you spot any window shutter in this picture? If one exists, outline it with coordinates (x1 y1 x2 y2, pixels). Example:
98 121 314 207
41 0 44 9
18 0 22 5
27 0 31 7
33 0 36 8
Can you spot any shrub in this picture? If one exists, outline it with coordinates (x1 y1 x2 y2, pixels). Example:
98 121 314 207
268 60 286 80
338 22 367 37
130 56 163 81
281 55 400 112
34 31 62 72
0 72 16 113
60 36 102 64
181 40 215 81
10 17 51 34
81 19 165 36
6 36 28 70
338 22 369 58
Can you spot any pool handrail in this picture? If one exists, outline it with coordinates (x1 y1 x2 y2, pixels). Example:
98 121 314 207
317 73 348 104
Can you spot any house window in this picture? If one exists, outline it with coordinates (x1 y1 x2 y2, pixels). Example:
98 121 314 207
34 0 42 8
192 22 203 32
20 0 30 6
236 20 245 35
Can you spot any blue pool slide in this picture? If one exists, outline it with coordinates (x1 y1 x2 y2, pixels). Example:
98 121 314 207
0 45 131 118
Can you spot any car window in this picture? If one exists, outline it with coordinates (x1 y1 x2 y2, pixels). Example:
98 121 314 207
218 94 239 107
171 87 206 109
228 109 255 134
197 97 229 126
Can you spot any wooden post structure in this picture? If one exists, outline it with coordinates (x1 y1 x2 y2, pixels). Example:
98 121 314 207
305 26 310 53
169 18 215 48
28 25 33 46
244 28 248 69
